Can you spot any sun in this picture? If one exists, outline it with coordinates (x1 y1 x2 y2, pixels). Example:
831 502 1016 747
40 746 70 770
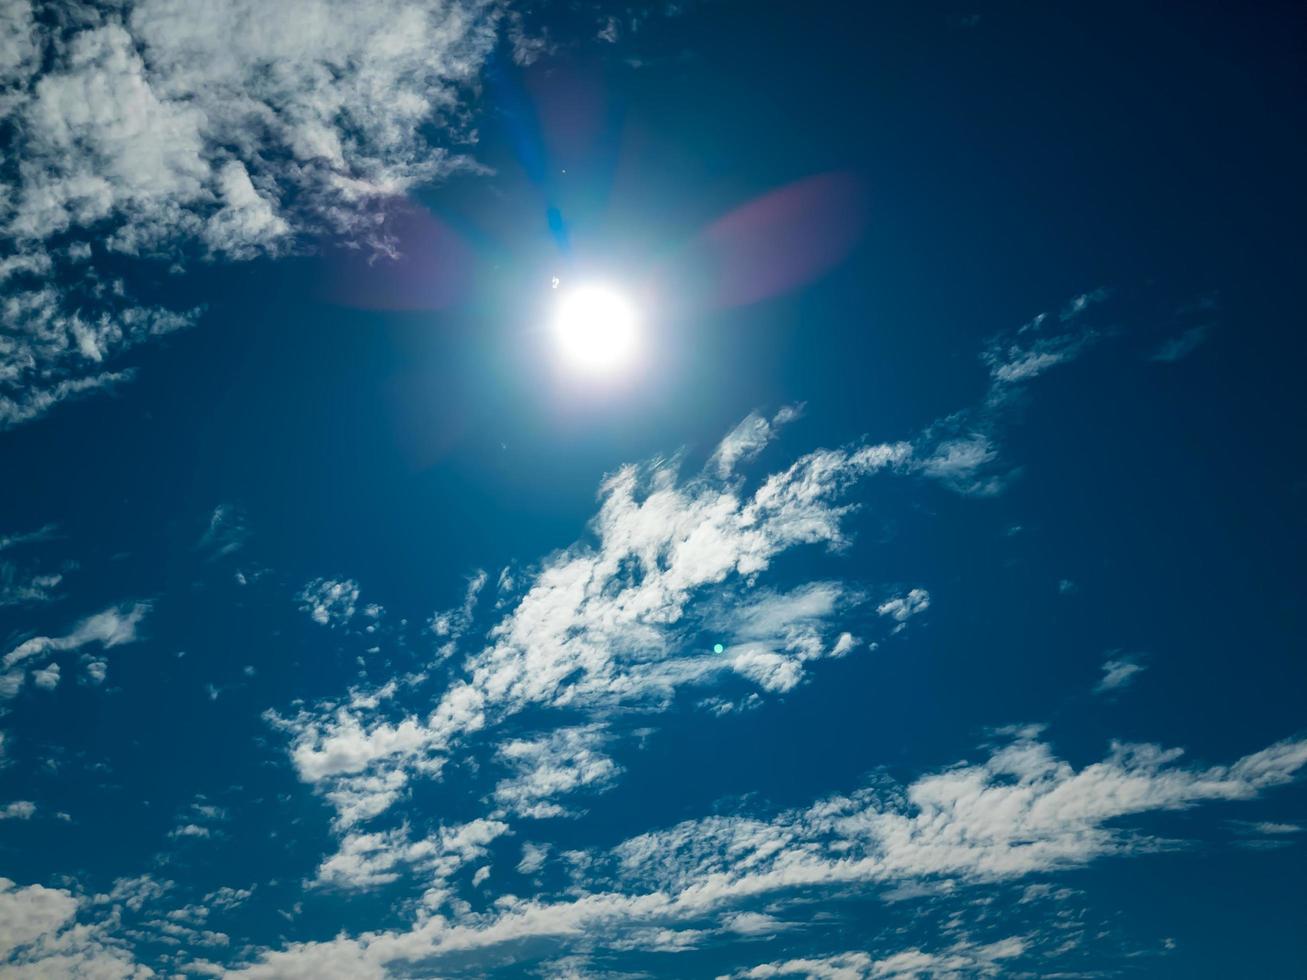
551 283 640 374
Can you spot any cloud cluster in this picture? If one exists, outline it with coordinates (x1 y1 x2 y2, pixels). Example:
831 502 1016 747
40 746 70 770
0 0 500 428
226 728 1307 975
0 876 151 977
273 421 916 832
1 600 150 698
297 578 361 628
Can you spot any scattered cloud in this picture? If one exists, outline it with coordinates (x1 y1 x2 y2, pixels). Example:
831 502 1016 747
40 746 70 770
0 564 64 607
314 818 507 891
2 600 152 672
1094 655 1146 694
230 728 1307 974
0 875 154 974
877 588 930 634
297 578 360 628
271 429 916 831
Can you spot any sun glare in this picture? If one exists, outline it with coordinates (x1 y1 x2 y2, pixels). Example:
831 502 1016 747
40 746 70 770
552 284 640 374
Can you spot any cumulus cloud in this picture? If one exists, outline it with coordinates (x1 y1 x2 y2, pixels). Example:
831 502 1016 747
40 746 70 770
1 876 152 975
30 661 59 690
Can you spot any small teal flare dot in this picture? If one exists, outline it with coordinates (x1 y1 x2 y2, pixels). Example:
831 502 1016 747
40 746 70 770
713 643 725 654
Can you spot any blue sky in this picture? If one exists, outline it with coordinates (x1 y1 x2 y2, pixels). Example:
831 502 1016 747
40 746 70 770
1 2 1306 977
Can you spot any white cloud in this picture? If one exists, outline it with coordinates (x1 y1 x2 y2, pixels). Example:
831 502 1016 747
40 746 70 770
613 731 1307 901
232 729 1307 975
877 588 930 631
1249 821 1300 835
429 569 488 657
2 600 151 671
0 0 499 428
0 878 77 959
0 876 153 975
272 429 914 827
30 662 59 690
0 565 63 607
517 842 550 875
0 801 36 820
981 291 1106 387
297 578 360 627
708 404 803 478
92 874 172 913
168 823 211 840
493 726 621 819
733 937 1027 978
918 435 998 490
0 526 64 607
1094 655 1146 694
314 818 507 891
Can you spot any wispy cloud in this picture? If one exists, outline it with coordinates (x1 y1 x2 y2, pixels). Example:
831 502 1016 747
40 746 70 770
271 432 915 828
0 524 58 553
1094 654 1146 694
709 404 803 478
2 600 151 672
734 937 1027 978
229 728 1307 975
1150 324 1210 363
493 725 621 819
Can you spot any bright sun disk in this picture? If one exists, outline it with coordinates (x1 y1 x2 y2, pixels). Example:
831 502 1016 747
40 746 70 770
552 284 639 374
